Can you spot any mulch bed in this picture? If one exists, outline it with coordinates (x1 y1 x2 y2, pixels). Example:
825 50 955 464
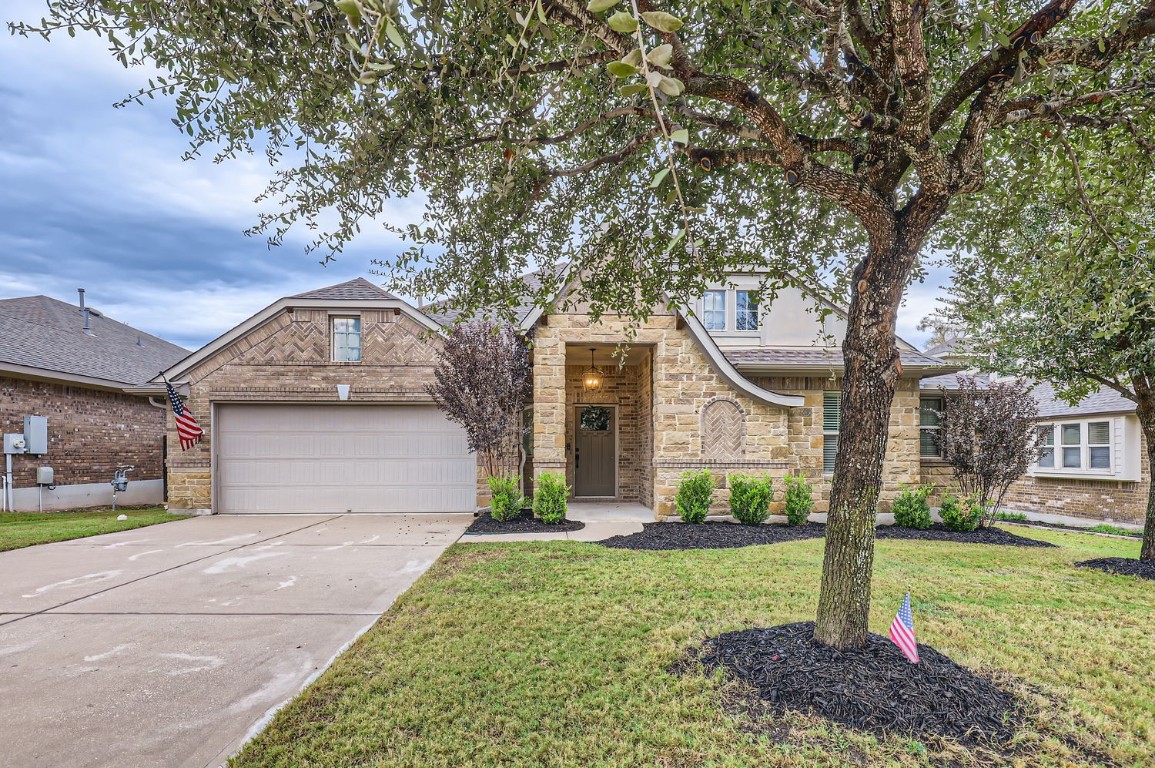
685 621 1022 746
876 523 1056 548
598 521 825 551
464 510 584 534
1075 557 1155 581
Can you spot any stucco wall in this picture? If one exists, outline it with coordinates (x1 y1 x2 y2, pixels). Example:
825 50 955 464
166 308 458 510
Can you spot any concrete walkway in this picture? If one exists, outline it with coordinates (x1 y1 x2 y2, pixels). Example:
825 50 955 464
0 513 472 768
463 501 650 542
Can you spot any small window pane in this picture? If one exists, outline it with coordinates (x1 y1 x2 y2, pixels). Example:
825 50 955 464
1038 447 1055 468
1088 421 1111 445
1037 426 1054 446
736 291 759 331
579 406 610 432
823 435 838 474
1062 446 1081 468
1061 424 1081 445
1089 446 1111 469
703 291 726 330
332 317 361 362
920 399 942 427
823 393 841 433
920 429 941 458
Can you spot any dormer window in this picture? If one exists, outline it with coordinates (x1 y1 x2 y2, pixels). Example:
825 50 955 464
332 316 362 362
703 290 727 330
736 291 759 331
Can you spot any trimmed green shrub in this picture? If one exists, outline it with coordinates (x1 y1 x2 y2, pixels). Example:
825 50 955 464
783 474 813 526
487 473 525 522
729 474 773 525
938 493 981 532
996 510 1028 522
533 472 569 525
676 469 715 523
892 484 933 529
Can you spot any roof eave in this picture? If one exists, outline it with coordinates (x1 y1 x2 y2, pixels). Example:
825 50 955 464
677 312 805 408
0 361 139 392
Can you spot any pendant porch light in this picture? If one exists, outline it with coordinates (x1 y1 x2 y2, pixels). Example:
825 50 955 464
582 347 604 392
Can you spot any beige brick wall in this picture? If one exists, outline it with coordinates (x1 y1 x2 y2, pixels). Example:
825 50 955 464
167 308 453 510
2 375 165 489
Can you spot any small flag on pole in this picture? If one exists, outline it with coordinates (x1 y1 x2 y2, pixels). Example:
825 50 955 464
165 379 204 451
889 591 920 664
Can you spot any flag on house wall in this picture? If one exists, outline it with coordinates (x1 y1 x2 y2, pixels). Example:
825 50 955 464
889 592 920 664
165 380 204 451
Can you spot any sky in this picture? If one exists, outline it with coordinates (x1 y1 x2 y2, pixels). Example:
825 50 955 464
0 0 950 351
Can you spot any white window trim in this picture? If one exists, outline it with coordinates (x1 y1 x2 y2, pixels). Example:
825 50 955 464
1030 418 1116 478
331 315 363 363
697 285 761 335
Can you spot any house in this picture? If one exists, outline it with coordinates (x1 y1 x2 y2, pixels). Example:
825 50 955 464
155 275 956 518
0 292 188 511
920 369 1150 525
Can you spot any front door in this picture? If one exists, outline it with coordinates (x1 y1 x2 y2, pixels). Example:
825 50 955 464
574 405 615 496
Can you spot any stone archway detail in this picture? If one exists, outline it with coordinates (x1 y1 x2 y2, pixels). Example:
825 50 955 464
701 397 745 460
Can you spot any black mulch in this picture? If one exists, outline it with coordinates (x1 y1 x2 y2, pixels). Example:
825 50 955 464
598 521 825 551
686 621 1021 746
876 523 1056 548
464 510 585 534
1076 557 1155 581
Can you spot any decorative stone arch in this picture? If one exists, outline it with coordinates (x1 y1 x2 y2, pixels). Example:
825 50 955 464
701 396 746 460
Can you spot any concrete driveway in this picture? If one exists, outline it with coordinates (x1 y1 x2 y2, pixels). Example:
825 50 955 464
0 513 471 768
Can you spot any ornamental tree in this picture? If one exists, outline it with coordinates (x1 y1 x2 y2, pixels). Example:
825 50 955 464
427 321 532 478
946 195 1155 561
15 0 1155 648
939 375 1040 527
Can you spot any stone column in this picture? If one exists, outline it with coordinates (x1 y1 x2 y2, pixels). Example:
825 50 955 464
532 327 567 479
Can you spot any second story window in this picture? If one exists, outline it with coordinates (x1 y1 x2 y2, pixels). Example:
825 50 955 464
332 316 362 362
736 290 759 331
703 290 726 330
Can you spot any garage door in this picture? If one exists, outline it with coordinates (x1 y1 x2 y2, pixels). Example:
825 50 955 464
215 404 475 514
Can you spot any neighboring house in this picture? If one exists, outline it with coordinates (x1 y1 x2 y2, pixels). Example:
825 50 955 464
155 275 955 518
919 360 1149 525
0 292 188 511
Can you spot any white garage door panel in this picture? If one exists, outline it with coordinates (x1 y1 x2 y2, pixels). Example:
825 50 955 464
216 404 475 514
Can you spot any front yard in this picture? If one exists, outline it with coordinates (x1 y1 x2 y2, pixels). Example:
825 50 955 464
0 507 179 551
233 527 1153 767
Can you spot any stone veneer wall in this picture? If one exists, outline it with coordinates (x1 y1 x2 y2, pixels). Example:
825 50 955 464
1 375 165 488
166 308 474 510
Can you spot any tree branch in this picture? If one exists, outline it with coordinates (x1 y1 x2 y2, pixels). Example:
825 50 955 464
542 128 663 176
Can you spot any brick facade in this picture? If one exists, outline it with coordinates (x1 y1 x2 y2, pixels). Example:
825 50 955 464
166 308 457 510
532 311 925 519
1 375 165 487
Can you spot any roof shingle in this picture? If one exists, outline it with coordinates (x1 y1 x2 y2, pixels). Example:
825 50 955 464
291 277 398 301
725 347 950 371
0 295 188 386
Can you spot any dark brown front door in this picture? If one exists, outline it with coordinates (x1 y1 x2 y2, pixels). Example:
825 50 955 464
575 405 615 496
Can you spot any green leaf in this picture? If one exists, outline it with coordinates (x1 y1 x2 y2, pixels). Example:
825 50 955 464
623 48 643 67
640 11 683 33
646 43 673 68
618 83 648 96
335 0 362 26
586 0 621 12
657 75 684 96
671 128 689 144
607 61 639 78
385 18 405 49
607 11 638 33
650 167 670 188
536 0 549 24
994 31 1011 48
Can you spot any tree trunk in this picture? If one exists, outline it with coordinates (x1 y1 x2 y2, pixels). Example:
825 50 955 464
1133 376 1155 563
813 239 914 649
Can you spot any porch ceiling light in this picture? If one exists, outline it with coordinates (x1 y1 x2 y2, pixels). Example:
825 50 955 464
582 347 604 392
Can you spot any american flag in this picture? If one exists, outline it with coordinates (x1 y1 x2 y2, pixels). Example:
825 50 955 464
889 592 920 664
165 380 204 451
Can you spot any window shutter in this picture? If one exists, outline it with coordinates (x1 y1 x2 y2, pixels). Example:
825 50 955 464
823 393 841 433
824 436 839 474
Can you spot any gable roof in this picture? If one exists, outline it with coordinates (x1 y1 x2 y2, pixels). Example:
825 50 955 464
292 277 398 301
1030 380 1137 419
0 295 188 387
727 347 951 375
420 268 559 328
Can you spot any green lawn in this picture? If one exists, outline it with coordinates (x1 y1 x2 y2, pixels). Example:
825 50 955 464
0 507 181 551
233 527 1153 767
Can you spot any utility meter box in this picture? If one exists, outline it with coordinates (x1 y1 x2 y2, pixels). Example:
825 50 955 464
37 466 54 485
23 415 48 455
2 434 26 454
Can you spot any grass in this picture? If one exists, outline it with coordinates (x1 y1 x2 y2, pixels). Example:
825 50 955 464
996 511 1028 522
0 506 180 551
1087 523 1142 538
233 526 1153 768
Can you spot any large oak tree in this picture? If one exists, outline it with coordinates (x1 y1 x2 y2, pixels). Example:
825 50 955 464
15 0 1154 648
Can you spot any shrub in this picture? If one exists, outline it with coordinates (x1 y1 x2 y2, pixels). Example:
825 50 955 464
939 493 982 532
996 511 1028 522
676 469 715 523
533 472 569 525
783 474 813 526
487 473 524 522
729 474 773 525
892 484 933 529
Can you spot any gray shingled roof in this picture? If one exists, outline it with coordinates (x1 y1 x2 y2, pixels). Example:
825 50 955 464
725 347 950 371
1030 379 1136 418
0 295 188 386
421 269 552 327
292 277 398 301
919 372 992 390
